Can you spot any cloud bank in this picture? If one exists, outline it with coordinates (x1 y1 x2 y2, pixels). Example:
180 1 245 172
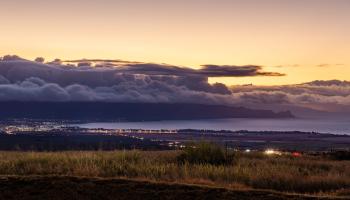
230 80 350 113
0 56 349 114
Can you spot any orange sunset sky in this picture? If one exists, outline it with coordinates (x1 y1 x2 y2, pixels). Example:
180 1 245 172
1 0 349 85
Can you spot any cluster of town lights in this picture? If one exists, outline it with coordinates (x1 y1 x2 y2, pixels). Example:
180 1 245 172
264 149 282 156
244 148 283 156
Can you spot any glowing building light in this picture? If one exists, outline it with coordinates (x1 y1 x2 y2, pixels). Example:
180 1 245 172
264 149 282 156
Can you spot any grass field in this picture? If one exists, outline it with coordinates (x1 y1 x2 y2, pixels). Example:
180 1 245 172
0 150 349 198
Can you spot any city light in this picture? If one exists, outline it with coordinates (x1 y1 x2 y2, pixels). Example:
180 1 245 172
264 149 282 156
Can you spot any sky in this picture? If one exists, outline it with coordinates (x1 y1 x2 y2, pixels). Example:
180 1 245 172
1 0 350 86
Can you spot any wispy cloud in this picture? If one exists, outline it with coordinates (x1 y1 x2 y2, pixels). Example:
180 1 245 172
273 64 300 68
316 64 330 67
316 63 345 67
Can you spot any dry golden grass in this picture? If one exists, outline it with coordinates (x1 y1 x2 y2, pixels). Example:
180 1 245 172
0 151 349 197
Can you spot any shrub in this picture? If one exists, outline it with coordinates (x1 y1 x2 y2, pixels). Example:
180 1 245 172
329 150 350 160
34 57 45 63
177 142 234 165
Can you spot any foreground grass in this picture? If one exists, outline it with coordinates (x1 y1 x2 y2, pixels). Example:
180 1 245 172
0 151 349 197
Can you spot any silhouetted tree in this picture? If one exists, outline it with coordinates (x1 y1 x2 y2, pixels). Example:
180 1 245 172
35 57 45 63
2 55 22 61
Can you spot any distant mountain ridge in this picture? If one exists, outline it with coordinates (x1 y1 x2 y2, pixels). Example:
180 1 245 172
0 102 294 121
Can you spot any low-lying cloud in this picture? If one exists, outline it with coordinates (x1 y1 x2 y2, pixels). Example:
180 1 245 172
230 80 350 113
0 56 349 114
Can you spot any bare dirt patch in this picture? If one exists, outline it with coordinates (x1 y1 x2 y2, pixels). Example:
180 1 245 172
0 176 338 200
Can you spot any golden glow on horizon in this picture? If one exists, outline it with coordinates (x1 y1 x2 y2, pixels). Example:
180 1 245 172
1 0 350 86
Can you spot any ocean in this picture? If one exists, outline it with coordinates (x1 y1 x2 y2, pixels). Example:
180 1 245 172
76 117 350 135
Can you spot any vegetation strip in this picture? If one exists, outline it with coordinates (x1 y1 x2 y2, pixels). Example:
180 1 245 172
0 148 349 198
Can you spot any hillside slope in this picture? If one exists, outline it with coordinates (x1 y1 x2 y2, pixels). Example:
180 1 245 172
0 176 334 200
0 102 293 121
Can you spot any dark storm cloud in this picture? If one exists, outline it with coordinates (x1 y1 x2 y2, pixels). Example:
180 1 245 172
119 63 285 77
0 60 234 94
0 56 349 113
63 59 141 64
62 59 285 77
0 76 236 104
230 80 350 111
0 58 241 101
200 65 284 77
0 75 10 84
304 80 350 87
0 56 283 93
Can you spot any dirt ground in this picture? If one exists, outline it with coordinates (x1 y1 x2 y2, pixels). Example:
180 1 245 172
0 176 340 200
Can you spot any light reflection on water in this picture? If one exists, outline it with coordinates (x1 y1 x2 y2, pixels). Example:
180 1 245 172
76 118 350 135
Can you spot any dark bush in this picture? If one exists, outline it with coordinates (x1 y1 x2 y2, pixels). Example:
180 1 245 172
34 57 45 63
329 150 350 160
177 142 235 165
